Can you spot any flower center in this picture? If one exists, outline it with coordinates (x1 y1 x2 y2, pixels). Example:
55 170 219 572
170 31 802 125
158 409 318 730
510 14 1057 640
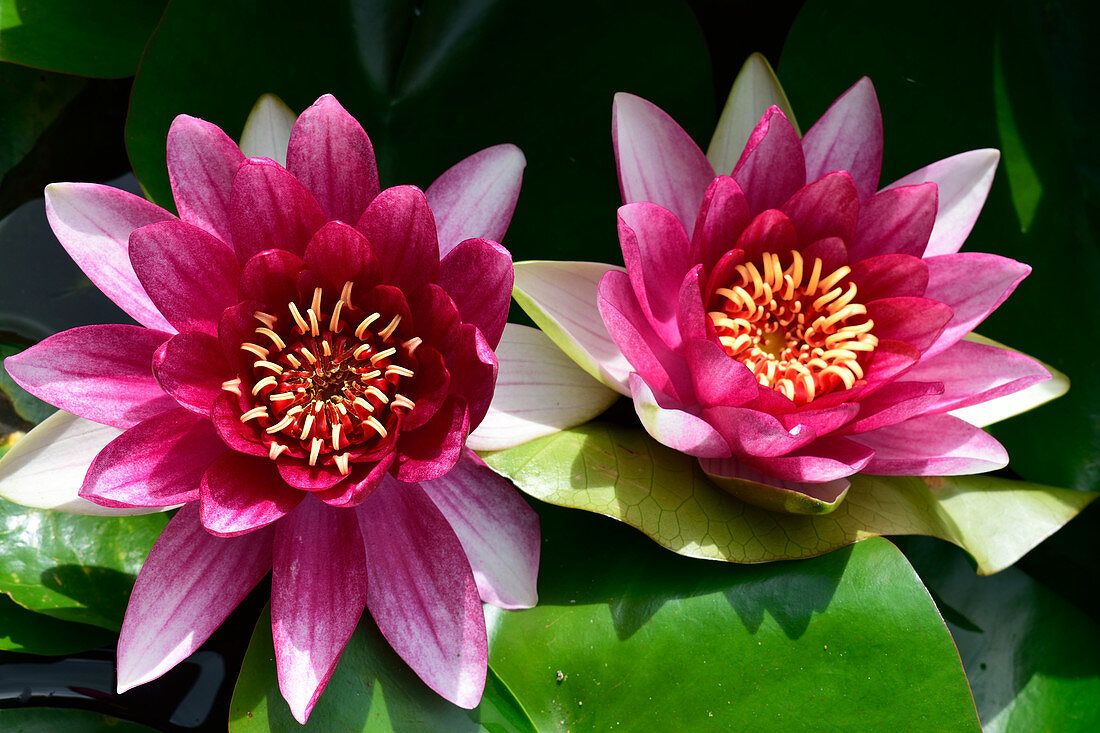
707 251 877 405
221 281 419 475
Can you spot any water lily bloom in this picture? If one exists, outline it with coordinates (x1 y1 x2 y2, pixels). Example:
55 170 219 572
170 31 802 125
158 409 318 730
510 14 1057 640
0 94 573 722
514 58 1062 514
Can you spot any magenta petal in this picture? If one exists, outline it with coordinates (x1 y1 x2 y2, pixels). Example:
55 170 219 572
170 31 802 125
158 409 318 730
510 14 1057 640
692 176 751 272
849 183 938 261
166 115 245 245
358 477 487 709
618 202 693 346
230 158 327 262
781 170 860 244
357 185 440 292
82 409 227 507
744 436 874 482
395 396 469 482
426 144 526 256
732 106 806 215
800 78 883 201
210 392 267 457
286 94 380 225
630 374 730 458
904 338 1050 414
864 297 953 353
301 220 380 291
612 92 715 234
855 413 1009 475
438 238 513 349
702 404 817 457
153 332 230 415
676 265 708 345
683 339 759 408
44 183 176 332
117 504 273 692
419 450 540 609
240 249 304 309
922 253 1030 358
200 452 303 537
699 454 850 512
840 381 945 435
734 208 800 264
315 453 394 508
129 221 241 336
5 325 175 429
848 253 929 301
277 459 347 492
272 496 368 724
445 324 496 430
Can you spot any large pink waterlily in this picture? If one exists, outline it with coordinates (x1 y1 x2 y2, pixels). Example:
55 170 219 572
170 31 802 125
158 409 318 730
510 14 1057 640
0 94 555 722
515 70 1058 514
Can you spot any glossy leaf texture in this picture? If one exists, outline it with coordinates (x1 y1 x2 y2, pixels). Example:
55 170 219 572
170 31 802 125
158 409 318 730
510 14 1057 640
0 593 114 654
482 423 1095 572
899 536 1100 731
0 498 168 630
0 708 156 732
0 0 167 78
779 0 1099 494
229 606 535 732
125 0 712 265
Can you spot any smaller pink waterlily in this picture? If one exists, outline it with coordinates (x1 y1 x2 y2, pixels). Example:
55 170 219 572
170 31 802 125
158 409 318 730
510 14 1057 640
0 94 608 722
514 58 1064 514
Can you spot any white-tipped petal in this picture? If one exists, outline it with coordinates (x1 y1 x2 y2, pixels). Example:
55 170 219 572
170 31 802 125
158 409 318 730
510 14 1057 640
239 94 296 166
467 324 619 450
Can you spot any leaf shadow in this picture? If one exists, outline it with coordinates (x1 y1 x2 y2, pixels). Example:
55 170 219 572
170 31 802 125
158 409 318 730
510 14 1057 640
37 564 135 631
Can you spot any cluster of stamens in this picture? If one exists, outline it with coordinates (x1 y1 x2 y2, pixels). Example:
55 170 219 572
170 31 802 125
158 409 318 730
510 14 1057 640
708 251 877 405
221 281 420 475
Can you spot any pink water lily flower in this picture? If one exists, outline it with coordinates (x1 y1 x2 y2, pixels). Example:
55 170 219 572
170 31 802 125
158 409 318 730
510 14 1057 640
0 94 550 722
514 67 1059 514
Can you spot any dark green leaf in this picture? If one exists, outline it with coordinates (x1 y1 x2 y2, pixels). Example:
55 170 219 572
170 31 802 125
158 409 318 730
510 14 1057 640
126 0 713 265
0 707 155 732
0 62 83 186
0 592 114 654
0 342 55 424
0 498 168 630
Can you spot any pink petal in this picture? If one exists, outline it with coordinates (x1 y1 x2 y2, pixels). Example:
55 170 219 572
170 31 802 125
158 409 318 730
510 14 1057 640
612 92 715 234
848 183 938 261
444 323 497 430
839 381 945 434
277 458 347 492
744 436 874 482
618 202 694 347
358 477 487 709
82 409 227 507
732 106 806 215
4 325 175 429
847 253 929 301
301 220 380 291
922 253 1030 358
129 221 241 336
854 413 1009 475
683 338 759 408
691 176 751 273
272 496 368 724
200 452 303 537
229 158 327 262
781 170 860 244
419 450 540 609
116 504 273 692
676 265 708 345
884 149 1000 256
286 94 380 225
904 338 1050 414
864 296 953 353
356 185 440 292
153 332 230 415
438 238 513 349
733 208 799 264
800 78 883 201
700 454 849 514
44 183 176 332
315 453 394 508
629 374 730 458
395 395 469 482
240 249 304 311
426 144 526 256
166 115 245 245
210 392 267 457
701 403 818 457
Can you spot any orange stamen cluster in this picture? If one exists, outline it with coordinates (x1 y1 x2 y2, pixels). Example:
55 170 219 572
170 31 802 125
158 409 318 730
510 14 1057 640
708 251 877 405
222 281 419 474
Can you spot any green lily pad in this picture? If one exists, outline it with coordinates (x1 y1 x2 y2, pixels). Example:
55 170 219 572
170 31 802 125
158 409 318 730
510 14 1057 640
0 61 83 187
125 0 712 265
0 498 168 630
229 606 535 732
0 708 156 733
482 423 1095 572
485 505 979 730
0 592 114 654
0 0 167 78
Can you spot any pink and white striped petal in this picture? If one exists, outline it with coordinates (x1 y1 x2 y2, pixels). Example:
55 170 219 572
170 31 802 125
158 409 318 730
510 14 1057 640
166 115 245 245
427 144 526 256
44 183 176 332
884 149 1001 257
855 413 1009 475
618 202 694 348
419 450 540 609
800 77 883 201
117 504 274 693
467 324 619 451
239 94 296 165
438 238 513 349
513 260 632 394
613 92 715 234
4 325 175 429
630 374 730 458
358 477 487 709
0 411 162 515
272 496 368 724
731 106 806 215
